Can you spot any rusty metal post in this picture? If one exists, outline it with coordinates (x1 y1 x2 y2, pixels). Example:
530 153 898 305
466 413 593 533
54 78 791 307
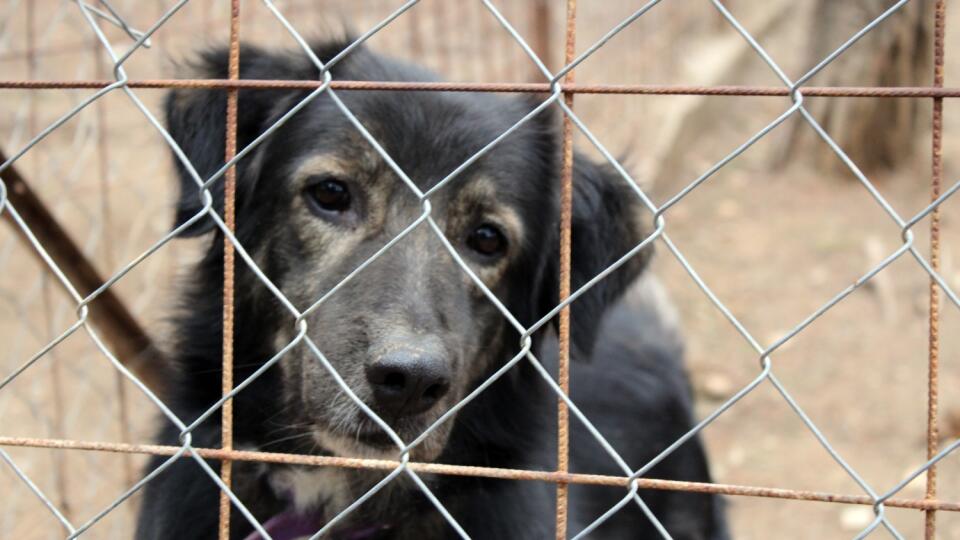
218 0 242 538
556 1 577 538
925 1 946 538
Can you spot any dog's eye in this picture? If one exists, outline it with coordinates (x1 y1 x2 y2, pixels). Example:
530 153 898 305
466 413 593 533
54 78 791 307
305 177 351 214
466 224 507 258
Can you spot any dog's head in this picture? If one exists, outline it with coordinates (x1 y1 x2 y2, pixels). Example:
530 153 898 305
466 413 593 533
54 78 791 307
167 41 652 461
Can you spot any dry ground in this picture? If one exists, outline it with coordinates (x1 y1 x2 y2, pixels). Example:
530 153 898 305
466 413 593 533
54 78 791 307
0 1 958 538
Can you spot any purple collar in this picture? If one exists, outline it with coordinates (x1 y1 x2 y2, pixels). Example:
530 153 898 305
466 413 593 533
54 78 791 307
242 510 391 540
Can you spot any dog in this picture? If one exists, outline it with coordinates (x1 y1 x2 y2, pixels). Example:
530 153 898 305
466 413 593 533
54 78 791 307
135 37 729 540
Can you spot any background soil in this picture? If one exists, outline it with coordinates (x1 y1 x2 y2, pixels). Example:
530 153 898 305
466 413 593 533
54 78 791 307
0 1 958 538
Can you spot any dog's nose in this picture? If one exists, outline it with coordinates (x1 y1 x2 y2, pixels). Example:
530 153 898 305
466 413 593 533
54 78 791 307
366 353 451 416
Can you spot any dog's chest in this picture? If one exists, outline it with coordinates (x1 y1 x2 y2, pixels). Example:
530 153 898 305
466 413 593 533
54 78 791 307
269 467 355 518
261 467 414 539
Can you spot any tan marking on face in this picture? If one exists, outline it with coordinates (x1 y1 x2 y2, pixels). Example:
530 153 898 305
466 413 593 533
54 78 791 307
491 206 524 257
461 317 508 383
291 146 383 190
273 329 294 377
290 154 351 188
283 153 375 306
442 176 525 295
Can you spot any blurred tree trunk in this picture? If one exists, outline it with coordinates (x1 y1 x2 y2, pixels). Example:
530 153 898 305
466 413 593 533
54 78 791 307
783 0 933 174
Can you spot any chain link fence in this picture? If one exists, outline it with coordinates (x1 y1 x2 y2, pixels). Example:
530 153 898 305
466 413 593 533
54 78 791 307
0 1 957 538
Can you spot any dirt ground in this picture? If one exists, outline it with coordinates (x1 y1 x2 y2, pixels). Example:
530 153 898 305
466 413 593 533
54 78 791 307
0 1 958 539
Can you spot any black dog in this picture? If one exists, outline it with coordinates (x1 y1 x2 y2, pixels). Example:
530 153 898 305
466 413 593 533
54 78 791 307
135 38 728 540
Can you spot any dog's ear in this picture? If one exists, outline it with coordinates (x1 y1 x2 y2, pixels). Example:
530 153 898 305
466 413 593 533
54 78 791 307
539 154 653 360
165 44 326 236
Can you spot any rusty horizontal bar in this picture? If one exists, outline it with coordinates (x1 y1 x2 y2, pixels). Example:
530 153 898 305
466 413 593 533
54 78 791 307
2 79 960 97
1 435 957 513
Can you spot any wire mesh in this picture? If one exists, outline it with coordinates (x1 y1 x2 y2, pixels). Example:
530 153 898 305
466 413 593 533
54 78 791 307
0 1 957 539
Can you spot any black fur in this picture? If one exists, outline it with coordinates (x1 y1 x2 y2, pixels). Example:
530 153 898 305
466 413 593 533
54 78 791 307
136 39 729 540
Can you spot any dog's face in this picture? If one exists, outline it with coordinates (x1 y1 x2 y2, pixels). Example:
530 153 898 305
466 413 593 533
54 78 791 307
167 42 650 462
244 89 557 461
